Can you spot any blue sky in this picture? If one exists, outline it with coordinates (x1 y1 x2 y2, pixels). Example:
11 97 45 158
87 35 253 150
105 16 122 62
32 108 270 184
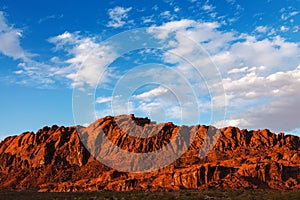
0 0 299 139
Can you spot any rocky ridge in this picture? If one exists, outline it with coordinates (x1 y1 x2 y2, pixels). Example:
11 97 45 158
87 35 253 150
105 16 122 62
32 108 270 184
0 115 299 192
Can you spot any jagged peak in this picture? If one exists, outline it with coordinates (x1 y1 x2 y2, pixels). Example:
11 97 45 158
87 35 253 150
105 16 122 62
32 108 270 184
0 115 299 191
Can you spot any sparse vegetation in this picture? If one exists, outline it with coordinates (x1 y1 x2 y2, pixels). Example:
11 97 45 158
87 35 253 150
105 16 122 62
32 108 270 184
0 190 299 200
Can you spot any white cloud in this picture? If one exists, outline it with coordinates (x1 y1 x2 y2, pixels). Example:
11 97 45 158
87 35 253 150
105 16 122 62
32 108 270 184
96 96 112 104
107 6 132 28
38 14 63 24
150 19 299 78
222 65 300 132
213 118 250 128
2 11 300 133
152 5 159 11
148 19 233 54
281 10 299 21
134 87 169 100
0 27 118 88
174 7 180 12
0 12 32 60
223 66 300 100
212 35 300 74
49 32 118 87
0 12 61 87
159 10 177 21
96 95 121 104
255 25 267 33
142 16 155 24
280 25 289 32
148 19 300 132
293 25 299 32
202 4 215 12
228 67 249 74
110 18 300 129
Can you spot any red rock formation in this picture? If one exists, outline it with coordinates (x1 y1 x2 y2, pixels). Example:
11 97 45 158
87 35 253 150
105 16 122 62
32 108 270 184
0 115 299 192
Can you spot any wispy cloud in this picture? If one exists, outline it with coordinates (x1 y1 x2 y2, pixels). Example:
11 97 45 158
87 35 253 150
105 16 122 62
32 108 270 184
96 96 112 104
133 87 168 100
202 1 215 12
0 12 32 60
0 13 118 88
255 25 268 33
38 14 63 24
228 67 249 74
107 6 132 28
160 10 177 21
0 12 59 87
49 31 118 88
280 9 299 21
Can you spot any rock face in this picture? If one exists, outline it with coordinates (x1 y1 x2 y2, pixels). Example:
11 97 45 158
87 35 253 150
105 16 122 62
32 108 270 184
0 115 299 192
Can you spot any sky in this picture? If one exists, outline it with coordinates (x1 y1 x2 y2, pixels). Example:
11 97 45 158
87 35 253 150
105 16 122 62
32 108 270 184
0 0 299 139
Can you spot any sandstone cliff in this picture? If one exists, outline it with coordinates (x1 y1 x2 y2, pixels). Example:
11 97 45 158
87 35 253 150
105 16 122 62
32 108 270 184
0 115 299 192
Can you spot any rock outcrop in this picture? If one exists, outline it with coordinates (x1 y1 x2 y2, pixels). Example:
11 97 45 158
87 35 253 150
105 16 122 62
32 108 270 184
0 115 299 192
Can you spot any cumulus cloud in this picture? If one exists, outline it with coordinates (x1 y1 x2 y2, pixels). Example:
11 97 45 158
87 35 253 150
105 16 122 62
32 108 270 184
224 65 300 100
107 6 132 28
220 65 300 132
2 10 300 133
148 19 300 132
49 32 118 87
212 35 300 74
150 19 299 76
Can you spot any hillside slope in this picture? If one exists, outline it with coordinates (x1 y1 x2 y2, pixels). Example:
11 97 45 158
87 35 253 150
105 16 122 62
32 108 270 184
0 115 299 192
